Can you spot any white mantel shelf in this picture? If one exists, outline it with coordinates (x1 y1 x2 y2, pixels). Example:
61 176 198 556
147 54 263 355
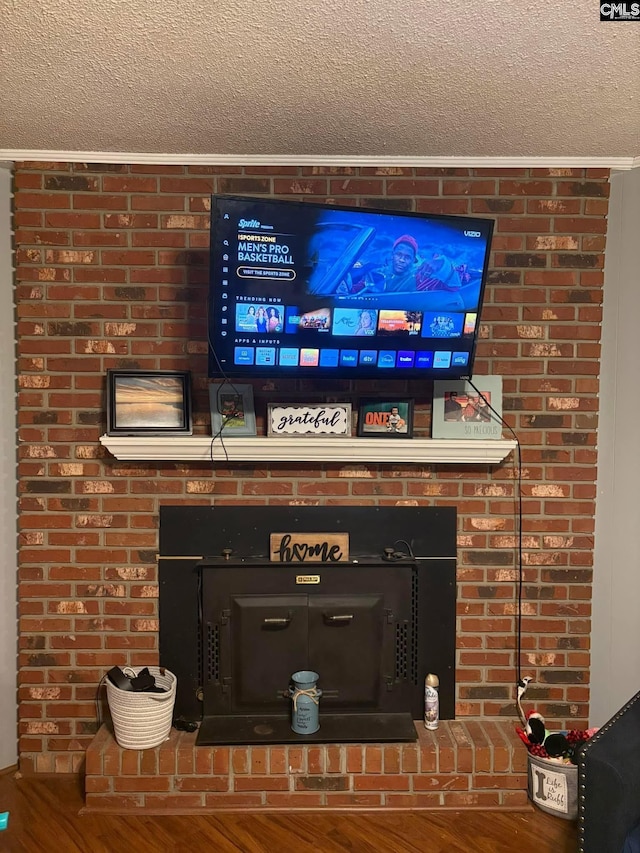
100 435 517 465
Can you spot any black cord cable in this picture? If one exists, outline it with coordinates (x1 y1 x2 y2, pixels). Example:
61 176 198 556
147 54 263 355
394 538 416 559
467 378 524 685
95 674 108 729
206 301 253 464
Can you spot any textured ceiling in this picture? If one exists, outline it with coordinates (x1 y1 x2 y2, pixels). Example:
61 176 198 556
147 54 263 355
0 0 639 162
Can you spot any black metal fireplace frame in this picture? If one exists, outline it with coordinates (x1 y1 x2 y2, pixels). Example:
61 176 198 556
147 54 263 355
159 506 457 743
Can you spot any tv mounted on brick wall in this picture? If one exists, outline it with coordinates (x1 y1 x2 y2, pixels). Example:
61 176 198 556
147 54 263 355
207 195 494 380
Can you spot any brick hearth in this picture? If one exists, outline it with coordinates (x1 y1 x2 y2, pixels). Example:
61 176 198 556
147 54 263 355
83 721 528 813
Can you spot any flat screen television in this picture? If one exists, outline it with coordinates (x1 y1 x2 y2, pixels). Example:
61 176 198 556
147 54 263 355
208 195 494 380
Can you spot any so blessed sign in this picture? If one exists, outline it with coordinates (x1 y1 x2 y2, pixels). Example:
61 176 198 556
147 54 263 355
267 403 351 437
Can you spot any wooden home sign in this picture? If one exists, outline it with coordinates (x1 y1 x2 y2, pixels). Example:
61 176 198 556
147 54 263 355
270 532 350 563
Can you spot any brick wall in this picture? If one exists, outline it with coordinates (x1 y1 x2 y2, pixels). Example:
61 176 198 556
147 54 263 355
13 163 607 773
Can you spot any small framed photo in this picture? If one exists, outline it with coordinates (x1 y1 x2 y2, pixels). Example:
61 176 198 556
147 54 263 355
209 383 257 437
357 399 414 438
106 370 192 436
431 377 503 439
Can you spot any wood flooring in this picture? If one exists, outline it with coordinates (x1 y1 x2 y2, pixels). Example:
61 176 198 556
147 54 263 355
0 768 578 853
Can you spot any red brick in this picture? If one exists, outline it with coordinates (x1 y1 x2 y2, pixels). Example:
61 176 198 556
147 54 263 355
114 777 170 792
231 747 249 773
443 180 496 195
287 747 305 774
444 791 501 807
250 747 268 774
385 792 443 807
413 774 469 791
364 745 382 773
346 745 363 773
85 794 143 810
307 747 324 775
326 746 342 773
353 775 410 791
382 746 401 774
234 777 289 792
417 198 470 215
324 793 383 807
265 792 324 807
499 180 553 195
203 793 264 807
85 776 111 793
176 776 229 792
269 747 287 775
328 179 384 195
386 180 439 195
402 744 419 773
141 794 204 810
17 192 71 209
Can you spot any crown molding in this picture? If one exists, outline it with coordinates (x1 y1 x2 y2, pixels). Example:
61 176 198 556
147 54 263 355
0 150 637 170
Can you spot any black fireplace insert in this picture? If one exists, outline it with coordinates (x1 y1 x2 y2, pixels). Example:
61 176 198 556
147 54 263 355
159 506 456 745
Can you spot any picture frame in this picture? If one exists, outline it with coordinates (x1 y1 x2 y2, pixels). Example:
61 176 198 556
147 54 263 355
431 376 503 439
106 369 192 436
357 399 414 438
267 403 351 437
209 383 257 437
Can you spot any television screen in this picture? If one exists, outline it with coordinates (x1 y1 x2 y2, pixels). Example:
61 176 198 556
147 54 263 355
208 195 494 380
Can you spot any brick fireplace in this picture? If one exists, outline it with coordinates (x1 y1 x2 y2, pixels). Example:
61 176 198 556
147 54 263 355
14 163 602 796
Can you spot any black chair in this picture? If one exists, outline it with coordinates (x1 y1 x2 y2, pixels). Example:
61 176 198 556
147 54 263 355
578 690 640 852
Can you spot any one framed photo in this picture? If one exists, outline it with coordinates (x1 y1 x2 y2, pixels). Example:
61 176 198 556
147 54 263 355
431 376 503 439
357 399 414 438
106 370 192 436
209 383 257 437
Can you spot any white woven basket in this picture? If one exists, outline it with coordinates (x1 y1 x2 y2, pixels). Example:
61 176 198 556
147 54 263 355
106 666 177 750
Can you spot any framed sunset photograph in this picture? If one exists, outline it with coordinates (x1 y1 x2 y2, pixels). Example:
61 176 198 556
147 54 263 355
106 370 192 436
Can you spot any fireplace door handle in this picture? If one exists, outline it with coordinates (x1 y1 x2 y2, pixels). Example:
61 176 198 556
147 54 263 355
263 614 292 628
323 613 353 624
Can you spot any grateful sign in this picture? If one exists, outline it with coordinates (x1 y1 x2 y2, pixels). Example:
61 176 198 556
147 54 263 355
267 403 351 437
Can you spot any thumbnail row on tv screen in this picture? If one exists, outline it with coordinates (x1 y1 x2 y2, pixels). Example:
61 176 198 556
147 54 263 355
208 195 494 379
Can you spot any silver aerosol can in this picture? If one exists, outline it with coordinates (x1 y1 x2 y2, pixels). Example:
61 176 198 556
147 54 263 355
424 673 440 730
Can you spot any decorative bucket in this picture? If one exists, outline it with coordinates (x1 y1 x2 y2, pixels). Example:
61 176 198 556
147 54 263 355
289 670 322 735
527 752 578 820
106 666 177 750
